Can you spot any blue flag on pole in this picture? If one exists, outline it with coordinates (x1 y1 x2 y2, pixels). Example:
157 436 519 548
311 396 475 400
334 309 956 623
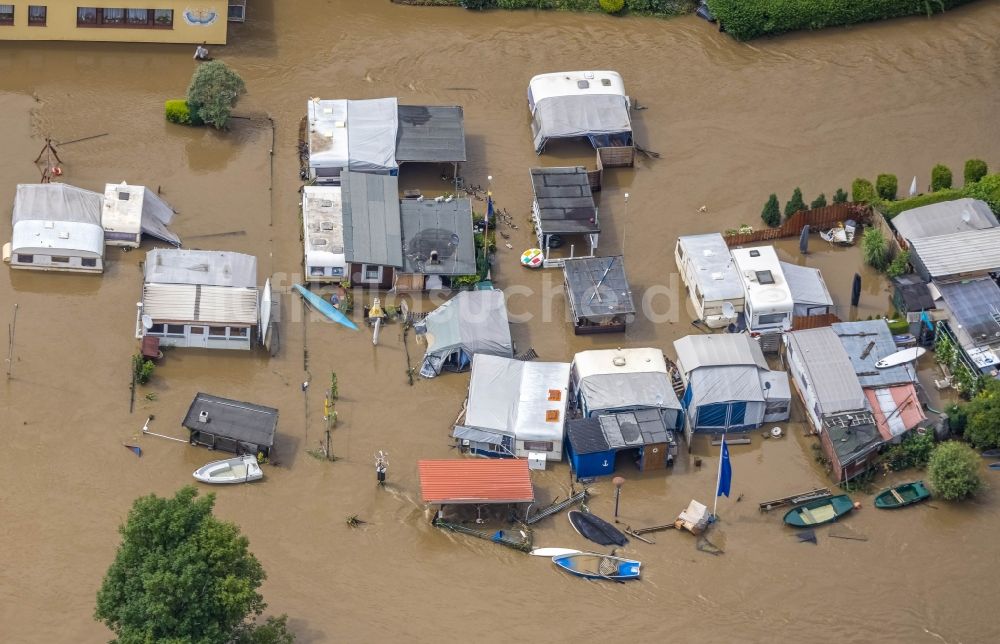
717 438 732 498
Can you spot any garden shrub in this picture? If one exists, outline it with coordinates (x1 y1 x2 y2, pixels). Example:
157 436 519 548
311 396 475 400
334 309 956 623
164 99 202 126
761 193 780 228
876 173 897 201
931 164 953 191
962 173 1000 214
928 441 983 501
861 227 888 271
961 381 1000 450
460 0 496 8
810 193 827 209
880 188 963 219
599 0 625 12
882 430 934 472
784 187 805 219
886 250 910 278
832 188 848 204
852 178 875 203
964 159 988 185
705 0 977 41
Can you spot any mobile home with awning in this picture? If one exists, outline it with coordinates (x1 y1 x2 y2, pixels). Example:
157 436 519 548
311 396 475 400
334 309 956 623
527 71 632 153
571 348 682 430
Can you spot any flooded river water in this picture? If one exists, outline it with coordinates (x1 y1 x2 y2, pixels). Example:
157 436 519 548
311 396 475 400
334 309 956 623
2 2 1000 641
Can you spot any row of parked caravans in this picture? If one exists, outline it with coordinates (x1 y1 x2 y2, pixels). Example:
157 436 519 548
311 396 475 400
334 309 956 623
675 233 794 335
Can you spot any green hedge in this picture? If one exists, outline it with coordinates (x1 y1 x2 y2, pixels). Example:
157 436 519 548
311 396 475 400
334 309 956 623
881 189 962 219
457 0 690 15
164 99 203 126
706 0 978 41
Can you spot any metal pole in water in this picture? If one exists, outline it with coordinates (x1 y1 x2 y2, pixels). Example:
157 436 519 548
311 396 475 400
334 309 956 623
613 476 625 518
6 303 17 379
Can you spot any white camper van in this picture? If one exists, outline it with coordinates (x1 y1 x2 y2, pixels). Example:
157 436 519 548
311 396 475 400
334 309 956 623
675 233 744 328
730 246 793 334
302 186 348 283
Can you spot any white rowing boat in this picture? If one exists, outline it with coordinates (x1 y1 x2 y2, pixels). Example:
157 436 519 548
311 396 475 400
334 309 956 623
193 455 263 484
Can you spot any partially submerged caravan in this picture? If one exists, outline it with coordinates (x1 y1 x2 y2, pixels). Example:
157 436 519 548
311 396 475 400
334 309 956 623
6 183 104 273
101 182 180 248
527 71 632 154
730 246 793 335
302 185 347 283
675 233 744 328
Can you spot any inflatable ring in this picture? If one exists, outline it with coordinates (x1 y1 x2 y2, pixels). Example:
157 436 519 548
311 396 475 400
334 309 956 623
51 166 63 176
770 427 783 438
520 248 543 269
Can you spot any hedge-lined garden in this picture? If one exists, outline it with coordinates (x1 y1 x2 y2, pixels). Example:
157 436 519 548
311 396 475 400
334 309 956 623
406 0 695 17
706 0 978 41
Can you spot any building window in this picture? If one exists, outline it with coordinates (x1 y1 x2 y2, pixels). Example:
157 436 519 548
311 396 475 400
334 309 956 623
310 266 326 277
28 5 46 25
229 327 248 337
148 323 165 335
51 256 71 263
76 7 172 28
16 254 33 263
362 264 382 283
757 312 787 326
0 5 13 25
81 258 97 267
166 324 185 336
208 326 228 338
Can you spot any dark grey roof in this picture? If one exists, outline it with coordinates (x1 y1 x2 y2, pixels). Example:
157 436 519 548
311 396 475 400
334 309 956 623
400 198 476 275
892 274 935 312
566 417 610 455
599 410 669 448
831 320 914 388
824 413 881 465
341 171 403 268
530 167 599 236
563 256 634 320
182 393 278 448
938 279 1000 346
395 105 467 163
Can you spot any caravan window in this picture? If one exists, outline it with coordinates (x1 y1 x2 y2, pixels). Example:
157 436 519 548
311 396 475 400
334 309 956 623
230 327 248 338
16 254 33 263
765 401 788 415
148 324 165 335
758 313 787 326
51 256 70 264
310 267 326 277
209 327 228 338
81 258 97 267
523 441 554 452
166 324 184 336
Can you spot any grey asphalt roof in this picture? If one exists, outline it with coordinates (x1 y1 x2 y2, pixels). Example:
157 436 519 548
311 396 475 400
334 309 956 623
909 228 1000 279
395 105 467 163
826 417 882 464
785 327 867 415
182 393 278 448
937 278 1000 346
530 166 599 236
563 256 635 319
566 417 610 455
400 198 476 275
341 171 403 268
893 198 997 241
831 320 915 388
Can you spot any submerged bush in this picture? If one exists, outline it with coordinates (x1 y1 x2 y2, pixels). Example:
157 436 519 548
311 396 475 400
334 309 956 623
186 61 246 129
706 0 977 41
928 441 983 501
931 164 953 191
852 178 875 203
964 159 988 185
164 99 203 126
876 174 898 201
599 0 625 12
460 0 496 8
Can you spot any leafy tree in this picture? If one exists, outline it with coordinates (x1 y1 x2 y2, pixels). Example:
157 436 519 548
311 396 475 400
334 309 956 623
931 164 953 191
962 380 1000 449
964 159 988 185
832 188 848 204
876 173 897 201
851 178 875 203
861 227 888 271
95 486 291 644
233 616 296 644
761 193 781 228
962 173 1000 214
882 430 934 471
810 193 827 209
928 441 983 501
187 61 246 129
784 187 805 219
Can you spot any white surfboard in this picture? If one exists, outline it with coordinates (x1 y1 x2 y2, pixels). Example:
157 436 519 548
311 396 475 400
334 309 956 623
875 346 926 369
529 547 581 558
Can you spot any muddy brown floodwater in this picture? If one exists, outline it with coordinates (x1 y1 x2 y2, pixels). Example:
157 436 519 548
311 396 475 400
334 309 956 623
2 2 1000 642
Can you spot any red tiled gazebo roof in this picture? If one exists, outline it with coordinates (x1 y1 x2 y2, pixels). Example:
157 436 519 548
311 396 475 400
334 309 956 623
418 459 534 505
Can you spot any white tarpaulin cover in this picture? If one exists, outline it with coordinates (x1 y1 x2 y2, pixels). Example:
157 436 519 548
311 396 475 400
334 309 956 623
417 290 513 378
12 183 104 255
573 348 681 420
531 94 632 154
464 354 570 443
780 261 833 317
307 98 398 174
139 188 181 246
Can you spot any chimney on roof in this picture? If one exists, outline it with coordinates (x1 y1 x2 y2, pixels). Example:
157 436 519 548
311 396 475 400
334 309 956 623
198 411 210 423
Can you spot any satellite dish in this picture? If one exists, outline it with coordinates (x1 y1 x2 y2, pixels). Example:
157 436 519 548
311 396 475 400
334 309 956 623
722 301 736 318
141 314 153 330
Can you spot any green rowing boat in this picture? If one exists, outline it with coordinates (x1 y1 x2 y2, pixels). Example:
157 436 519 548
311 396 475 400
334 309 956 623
783 494 855 527
873 481 930 509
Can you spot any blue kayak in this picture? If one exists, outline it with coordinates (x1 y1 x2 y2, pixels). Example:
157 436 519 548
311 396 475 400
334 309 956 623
292 284 358 331
552 552 641 581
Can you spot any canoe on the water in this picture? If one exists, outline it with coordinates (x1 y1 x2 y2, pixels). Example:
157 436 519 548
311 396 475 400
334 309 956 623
552 552 641 581
568 510 628 547
292 284 358 330
873 481 930 509
783 494 854 527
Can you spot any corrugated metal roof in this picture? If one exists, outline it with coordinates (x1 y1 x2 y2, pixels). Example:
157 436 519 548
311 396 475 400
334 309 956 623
785 327 867 415
529 167 599 236
909 228 1000 279
563 255 635 318
143 283 258 325
341 171 403 267
832 320 915 388
893 198 997 241
674 334 768 374
418 459 533 504
937 279 1000 347
866 385 925 441
396 105 467 163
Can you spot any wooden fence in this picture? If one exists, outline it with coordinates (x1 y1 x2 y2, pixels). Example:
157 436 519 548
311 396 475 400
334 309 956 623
792 313 842 331
724 203 873 247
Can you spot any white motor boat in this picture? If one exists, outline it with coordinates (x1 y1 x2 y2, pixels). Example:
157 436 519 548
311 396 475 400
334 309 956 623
193 455 263 484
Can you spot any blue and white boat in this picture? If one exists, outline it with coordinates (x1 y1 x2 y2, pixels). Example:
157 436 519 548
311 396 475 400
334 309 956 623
292 284 358 330
552 552 641 581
